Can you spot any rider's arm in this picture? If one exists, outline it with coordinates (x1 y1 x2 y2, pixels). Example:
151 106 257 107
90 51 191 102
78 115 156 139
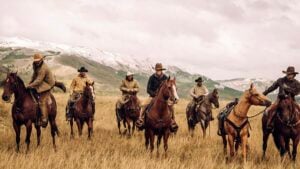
263 79 279 95
132 81 139 93
147 76 155 97
203 86 209 96
190 87 197 98
120 80 129 92
69 78 76 94
28 68 46 88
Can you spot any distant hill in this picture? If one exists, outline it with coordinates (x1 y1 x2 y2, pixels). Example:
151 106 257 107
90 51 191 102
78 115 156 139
0 37 241 100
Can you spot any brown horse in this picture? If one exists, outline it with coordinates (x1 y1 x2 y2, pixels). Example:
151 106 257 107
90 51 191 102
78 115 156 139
262 96 300 161
144 77 179 154
186 89 219 138
221 84 271 162
1 72 64 152
70 82 95 139
116 93 140 137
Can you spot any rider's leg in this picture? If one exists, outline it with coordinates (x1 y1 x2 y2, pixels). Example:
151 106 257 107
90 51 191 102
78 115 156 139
169 105 179 132
39 91 50 128
136 97 152 129
265 99 279 129
116 98 123 122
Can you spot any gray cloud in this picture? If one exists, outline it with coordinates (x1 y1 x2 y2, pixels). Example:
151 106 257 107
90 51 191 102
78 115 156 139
0 0 299 80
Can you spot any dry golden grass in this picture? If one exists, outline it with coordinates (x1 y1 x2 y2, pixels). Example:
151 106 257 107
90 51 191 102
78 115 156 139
0 93 298 169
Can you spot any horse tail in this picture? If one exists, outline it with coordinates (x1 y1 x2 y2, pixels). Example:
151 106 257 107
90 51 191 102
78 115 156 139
54 81 66 93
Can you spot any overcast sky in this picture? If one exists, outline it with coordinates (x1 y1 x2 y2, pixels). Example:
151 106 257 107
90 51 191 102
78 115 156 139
0 0 299 80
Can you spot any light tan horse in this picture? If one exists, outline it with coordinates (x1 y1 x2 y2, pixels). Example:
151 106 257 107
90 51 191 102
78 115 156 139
222 84 271 163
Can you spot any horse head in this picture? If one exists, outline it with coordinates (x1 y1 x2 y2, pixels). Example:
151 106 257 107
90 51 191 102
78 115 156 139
209 88 220 108
246 83 271 107
278 96 295 123
84 81 95 101
160 76 179 104
2 72 23 102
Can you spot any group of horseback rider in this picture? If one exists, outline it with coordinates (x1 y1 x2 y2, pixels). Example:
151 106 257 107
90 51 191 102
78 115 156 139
24 53 300 134
24 53 95 128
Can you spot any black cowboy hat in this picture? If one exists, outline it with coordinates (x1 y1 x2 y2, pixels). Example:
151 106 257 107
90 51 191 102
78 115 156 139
282 66 298 75
195 77 203 82
78 66 88 73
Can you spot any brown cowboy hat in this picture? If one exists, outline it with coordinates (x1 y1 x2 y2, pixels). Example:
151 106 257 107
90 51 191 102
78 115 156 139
282 66 298 75
78 66 88 73
195 77 203 82
33 53 45 62
153 63 166 71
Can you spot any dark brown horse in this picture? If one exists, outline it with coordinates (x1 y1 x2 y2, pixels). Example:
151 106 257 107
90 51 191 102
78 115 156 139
144 77 179 154
70 82 95 139
116 93 140 137
1 72 64 152
262 96 300 161
186 89 219 138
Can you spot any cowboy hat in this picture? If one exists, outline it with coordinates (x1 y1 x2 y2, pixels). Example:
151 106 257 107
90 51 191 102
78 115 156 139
153 63 166 71
126 71 134 76
78 66 88 72
33 53 44 62
195 77 204 82
282 66 298 75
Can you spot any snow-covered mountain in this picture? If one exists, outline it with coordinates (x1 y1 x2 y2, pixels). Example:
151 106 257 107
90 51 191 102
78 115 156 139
217 78 274 92
0 37 179 74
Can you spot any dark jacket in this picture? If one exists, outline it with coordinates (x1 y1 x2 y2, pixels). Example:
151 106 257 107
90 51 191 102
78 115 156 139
147 74 168 97
263 77 300 99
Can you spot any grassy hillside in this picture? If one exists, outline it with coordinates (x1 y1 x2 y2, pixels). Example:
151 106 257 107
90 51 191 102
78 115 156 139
0 47 241 99
0 93 295 169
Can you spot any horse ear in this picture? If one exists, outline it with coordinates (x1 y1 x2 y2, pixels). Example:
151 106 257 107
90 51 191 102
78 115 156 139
249 83 254 90
167 76 170 81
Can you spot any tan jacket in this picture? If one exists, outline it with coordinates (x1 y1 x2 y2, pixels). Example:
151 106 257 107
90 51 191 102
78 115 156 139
29 62 55 93
70 74 93 94
120 79 139 95
190 85 208 98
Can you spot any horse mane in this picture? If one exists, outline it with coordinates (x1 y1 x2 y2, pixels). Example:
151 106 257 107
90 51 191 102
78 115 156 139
154 80 168 98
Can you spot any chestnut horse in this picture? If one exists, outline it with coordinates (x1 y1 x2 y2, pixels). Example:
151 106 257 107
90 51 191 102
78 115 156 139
262 96 300 161
186 89 219 138
70 82 95 139
1 72 65 152
144 77 179 153
116 93 140 137
221 84 271 162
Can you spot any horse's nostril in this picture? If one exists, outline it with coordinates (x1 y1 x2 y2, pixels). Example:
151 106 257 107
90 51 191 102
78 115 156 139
2 95 8 101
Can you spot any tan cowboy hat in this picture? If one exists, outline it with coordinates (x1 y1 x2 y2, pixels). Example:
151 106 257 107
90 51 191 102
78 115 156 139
33 53 44 62
195 77 204 82
126 71 134 76
153 63 166 71
282 66 298 75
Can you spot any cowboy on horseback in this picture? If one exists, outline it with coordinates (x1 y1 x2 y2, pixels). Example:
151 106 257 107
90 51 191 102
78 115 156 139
263 66 300 130
187 77 212 121
116 72 141 121
26 53 55 128
136 63 178 132
66 66 95 121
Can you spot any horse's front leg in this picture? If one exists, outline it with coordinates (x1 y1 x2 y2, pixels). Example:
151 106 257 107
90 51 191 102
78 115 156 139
88 118 93 140
13 120 21 153
35 125 41 146
262 129 271 159
228 134 235 160
279 135 287 161
126 118 131 137
149 130 155 153
200 120 206 138
241 135 248 163
25 120 33 153
70 118 74 139
75 118 82 136
145 129 150 150
292 136 300 161
163 130 170 157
